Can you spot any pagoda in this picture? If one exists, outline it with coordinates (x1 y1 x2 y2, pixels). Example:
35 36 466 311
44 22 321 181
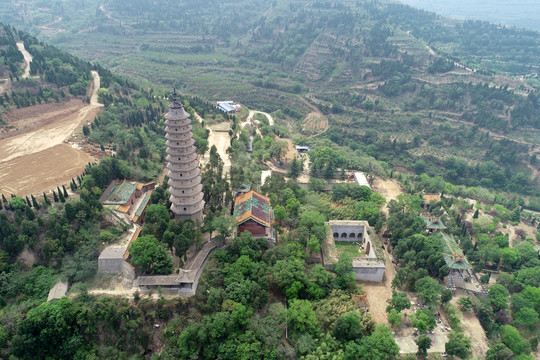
165 90 204 223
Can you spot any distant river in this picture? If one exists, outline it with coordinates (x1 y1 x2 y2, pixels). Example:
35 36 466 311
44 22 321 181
398 0 540 32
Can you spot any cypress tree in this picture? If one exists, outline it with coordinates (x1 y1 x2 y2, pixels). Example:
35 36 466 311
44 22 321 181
62 185 68 198
0 199 2 210
1 194 7 207
473 209 479 219
26 196 32 207
31 194 40 209
58 190 65 203
43 192 51 206
53 190 59 203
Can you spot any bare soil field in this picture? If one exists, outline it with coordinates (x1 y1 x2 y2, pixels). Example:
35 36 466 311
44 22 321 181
0 72 103 196
450 296 490 359
372 177 405 215
360 245 397 325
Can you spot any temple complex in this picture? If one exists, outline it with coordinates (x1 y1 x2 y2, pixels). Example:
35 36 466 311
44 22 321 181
165 90 205 223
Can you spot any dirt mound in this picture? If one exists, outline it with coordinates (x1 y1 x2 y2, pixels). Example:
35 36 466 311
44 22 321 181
0 72 103 197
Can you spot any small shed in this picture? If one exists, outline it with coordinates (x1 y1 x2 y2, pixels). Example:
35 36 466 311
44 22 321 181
354 172 371 189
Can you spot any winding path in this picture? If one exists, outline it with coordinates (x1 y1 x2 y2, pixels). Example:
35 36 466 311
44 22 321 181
246 110 274 126
16 42 33 78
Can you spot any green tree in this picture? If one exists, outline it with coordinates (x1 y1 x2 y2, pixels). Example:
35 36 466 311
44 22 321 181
458 296 474 312
486 343 514 360
212 215 233 239
387 308 402 327
386 291 411 313
445 331 472 359
129 235 172 274
334 254 356 291
11 297 83 359
416 334 431 358
288 299 318 333
307 235 321 255
488 284 509 312
57 186 65 202
513 307 539 330
411 309 436 333
415 276 442 307
501 325 531 355
333 311 366 342
358 324 400 360
500 248 520 267
441 288 453 303
272 257 307 299
287 157 302 179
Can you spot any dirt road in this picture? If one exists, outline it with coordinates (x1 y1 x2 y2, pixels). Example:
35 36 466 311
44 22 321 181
372 177 405 215
16 42 33 78
450 296 489 359
247 110 274 126
0 71 103 196
195 111 232 174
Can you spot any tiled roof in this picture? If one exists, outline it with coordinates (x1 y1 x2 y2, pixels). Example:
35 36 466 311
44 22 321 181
104 180 137 205
423 217 447 230
437 232 471 270
234 190 271 227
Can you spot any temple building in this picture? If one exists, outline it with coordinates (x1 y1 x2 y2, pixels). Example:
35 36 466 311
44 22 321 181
234 189 274 241
165 90 205 223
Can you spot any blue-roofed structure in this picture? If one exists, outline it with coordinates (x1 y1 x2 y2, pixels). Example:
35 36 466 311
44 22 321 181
217 101 241 113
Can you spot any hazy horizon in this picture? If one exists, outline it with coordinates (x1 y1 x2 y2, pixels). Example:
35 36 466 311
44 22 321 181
399 0 540 32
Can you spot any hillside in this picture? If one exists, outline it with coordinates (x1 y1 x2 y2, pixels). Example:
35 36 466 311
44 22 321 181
0 5 539 360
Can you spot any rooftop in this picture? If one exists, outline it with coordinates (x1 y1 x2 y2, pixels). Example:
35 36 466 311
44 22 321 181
423 217 447 230
98 246 128 260
136 269 196 286
104 180 137 205
423 193 442 204
47 280 68 301
234 190 272 227
236 183 251 193
437 232 471 270
354 172 371 188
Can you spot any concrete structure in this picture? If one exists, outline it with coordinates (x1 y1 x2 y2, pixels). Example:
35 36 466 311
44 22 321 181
295 145 313 153
217 101 241 113
234 190 274 241
97 227 139 280
165 90 205 223
134 238 223 295
47 279 68 301
354 172 371 189
322 220 385 282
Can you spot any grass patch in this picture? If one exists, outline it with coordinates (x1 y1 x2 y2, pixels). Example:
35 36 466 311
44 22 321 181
335 241 366 259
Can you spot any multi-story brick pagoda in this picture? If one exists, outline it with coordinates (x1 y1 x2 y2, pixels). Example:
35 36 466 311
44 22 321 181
165 90 204 223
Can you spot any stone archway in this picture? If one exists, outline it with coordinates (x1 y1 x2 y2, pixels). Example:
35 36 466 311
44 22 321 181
365 241 371 255
349 233 356 239
341 233 347 239
333 232 339 239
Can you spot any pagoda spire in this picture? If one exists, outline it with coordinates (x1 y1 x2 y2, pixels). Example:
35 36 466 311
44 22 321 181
164 90 204 222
